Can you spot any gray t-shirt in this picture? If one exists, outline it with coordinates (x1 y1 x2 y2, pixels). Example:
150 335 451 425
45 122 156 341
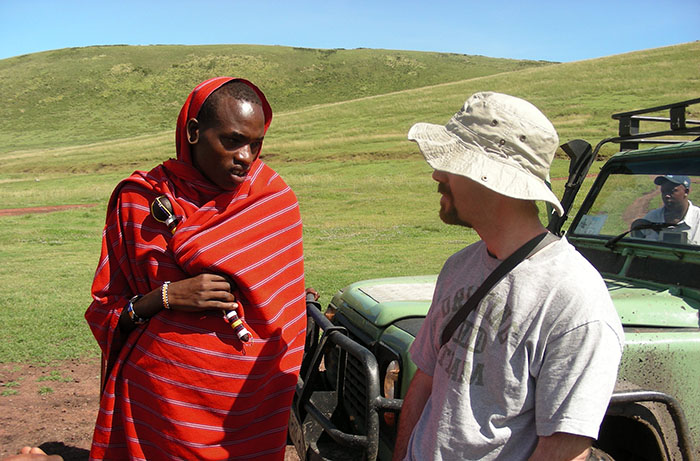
405 237 623 460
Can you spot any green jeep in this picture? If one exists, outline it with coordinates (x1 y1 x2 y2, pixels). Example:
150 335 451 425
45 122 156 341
289 99 700 460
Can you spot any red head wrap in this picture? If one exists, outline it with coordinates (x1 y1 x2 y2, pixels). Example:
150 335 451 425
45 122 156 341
175 77 273 165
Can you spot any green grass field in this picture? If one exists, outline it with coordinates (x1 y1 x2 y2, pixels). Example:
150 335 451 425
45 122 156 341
1 42 698 363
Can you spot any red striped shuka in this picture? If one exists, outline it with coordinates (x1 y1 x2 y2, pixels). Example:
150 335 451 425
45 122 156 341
85 77 306 460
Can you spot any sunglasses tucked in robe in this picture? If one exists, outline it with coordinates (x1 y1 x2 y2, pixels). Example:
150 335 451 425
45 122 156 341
85 77 306 460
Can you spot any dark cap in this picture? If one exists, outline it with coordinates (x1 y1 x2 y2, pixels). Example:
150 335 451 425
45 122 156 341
654 175 691 189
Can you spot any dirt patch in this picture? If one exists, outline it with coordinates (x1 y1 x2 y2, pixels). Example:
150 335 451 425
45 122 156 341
0 205 98 217
0 357 300 460
0 171 596 218
622 190 658 225
0 358 99 460
0 173 592 219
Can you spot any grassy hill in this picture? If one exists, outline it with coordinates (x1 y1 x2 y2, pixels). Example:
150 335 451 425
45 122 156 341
265 42 700 162
1 41 699 362
0 44 551 152
2 42 698 174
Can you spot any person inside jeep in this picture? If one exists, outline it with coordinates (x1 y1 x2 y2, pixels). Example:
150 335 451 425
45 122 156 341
632 175 700 244
393 92 623 461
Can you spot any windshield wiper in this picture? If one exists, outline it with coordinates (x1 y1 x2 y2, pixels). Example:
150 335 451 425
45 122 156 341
605 220 677 249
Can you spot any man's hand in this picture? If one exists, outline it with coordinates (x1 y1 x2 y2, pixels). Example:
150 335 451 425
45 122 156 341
528 432 592 461
305 287 320 301
167 273 238 312
119 273 238 332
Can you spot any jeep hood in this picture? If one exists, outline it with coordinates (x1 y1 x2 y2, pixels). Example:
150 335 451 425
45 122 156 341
336 275 436 327
337 275 700 329
605 278 700 328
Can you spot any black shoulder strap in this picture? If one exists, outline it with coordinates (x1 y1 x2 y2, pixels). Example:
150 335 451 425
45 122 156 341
439 232 558 348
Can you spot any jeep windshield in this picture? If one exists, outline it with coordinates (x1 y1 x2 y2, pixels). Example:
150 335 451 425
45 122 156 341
569 147 700 249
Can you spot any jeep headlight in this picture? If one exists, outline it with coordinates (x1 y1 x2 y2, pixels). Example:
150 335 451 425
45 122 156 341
383 359 401 426
383 360 400 399
324 303 338 322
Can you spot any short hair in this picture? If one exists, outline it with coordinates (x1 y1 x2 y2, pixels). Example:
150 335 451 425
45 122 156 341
197 80 263 126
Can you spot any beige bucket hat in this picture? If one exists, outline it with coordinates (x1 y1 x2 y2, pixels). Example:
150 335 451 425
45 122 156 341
408 92 563 216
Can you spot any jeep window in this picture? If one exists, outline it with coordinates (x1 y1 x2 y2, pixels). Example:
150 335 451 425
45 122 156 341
570 156 700 248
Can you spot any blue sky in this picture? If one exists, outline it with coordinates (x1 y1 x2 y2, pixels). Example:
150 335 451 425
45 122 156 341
0 0 697 62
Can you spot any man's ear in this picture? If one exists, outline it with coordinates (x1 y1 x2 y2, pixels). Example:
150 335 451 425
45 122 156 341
186 118 200 144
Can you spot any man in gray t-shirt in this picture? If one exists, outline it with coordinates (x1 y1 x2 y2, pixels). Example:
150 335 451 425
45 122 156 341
393 92 623 461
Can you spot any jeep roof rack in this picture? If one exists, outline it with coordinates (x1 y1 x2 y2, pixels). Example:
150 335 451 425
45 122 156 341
548 99 700 234
611 97 700 151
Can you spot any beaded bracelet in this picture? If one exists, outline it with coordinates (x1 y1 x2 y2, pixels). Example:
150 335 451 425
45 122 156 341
162 281 171 310
126 295 148 324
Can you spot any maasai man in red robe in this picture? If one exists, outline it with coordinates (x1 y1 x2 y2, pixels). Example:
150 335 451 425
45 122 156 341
85 77 306 460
